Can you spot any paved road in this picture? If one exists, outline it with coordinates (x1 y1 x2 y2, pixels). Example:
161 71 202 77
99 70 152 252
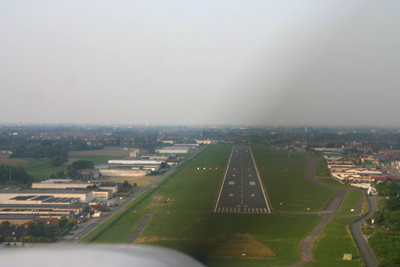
214 146 270 213
57 145 208 244
349 197 379 267
288 153 374 267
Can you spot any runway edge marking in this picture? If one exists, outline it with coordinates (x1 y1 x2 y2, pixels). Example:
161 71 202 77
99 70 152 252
214 147 235 212
249 147 271 213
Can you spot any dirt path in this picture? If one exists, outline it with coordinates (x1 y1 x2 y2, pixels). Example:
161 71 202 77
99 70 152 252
124 212 158 243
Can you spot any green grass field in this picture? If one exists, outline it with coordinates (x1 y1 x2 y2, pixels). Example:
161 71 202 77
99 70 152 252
21 155 125 180
81 145 325 266
336 191 362 217
308 217 362 267
23 158 68 180
136 212 321 267
251 147 333 211
314 156 329 177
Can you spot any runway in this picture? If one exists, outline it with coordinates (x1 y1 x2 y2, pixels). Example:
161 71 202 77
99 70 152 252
214 146 270 213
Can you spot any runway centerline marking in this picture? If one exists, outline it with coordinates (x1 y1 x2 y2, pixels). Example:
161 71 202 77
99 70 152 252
215 146 271 214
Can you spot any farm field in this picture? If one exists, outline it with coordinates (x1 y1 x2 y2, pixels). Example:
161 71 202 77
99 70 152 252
21 150 126 180
0 154 29 166
24 158 68 179
251 147 333 211
68 149 130 157
0 149 128 180
82 145 325 266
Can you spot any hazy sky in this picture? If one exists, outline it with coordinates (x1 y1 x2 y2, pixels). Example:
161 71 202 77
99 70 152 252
1 1 400 126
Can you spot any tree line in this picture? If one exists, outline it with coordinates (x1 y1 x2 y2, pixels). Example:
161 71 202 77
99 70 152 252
365 181 400 266
0 165 34 185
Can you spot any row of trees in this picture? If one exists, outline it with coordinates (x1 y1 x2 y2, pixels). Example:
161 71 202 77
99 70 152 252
12 140 68 167
375 182 400 198
0 217 78 243
366 181 400 266
12 140 68 159
0 165 34 185
370 182 400 230
67 160 94 178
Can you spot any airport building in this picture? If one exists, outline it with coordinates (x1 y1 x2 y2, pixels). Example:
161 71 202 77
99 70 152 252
32 180 97 190
156 147 191 154
99 168 150 177
95 159 163 175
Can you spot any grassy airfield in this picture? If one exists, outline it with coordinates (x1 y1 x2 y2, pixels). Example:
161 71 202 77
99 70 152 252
251 147 333 211
81 145 362 266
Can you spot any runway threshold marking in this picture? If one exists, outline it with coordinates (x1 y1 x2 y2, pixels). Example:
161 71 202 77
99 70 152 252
249 147 271 213
214 146 271 214
214 147 234 212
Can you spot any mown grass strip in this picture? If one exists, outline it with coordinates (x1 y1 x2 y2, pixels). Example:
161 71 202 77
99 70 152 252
252 147 333 211
80 146 212 243
336 191 362 217
309 217 363 267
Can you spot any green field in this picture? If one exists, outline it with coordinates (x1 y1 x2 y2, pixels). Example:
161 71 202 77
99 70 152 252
136 212 321 267
314 156 329 177
308 217 362 267
336 191 362 217
251 147 334 211
24 158 68 180
81 145 325 266
21 155 125 180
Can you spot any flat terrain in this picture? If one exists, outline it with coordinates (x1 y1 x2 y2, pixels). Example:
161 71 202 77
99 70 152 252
251 147 333 212
335 191 362 217
0 154 29 166
68 149 130 157
0 149 128 180
308 217 363 267
24 158 69 179
79 146 375 266
215 147 270 213
82 145 322 266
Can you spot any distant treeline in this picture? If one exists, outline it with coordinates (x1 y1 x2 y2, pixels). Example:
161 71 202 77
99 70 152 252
0 165 34 185
11 140 68 159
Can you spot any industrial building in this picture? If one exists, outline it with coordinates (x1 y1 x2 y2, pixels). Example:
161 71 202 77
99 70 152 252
94 159 162 176
196 139 214 145
0 188 95 203
108 159 162 165
156 147 190 154
156 143 199 154
99 168 150 177
32 180 97 190
174 143 199 148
